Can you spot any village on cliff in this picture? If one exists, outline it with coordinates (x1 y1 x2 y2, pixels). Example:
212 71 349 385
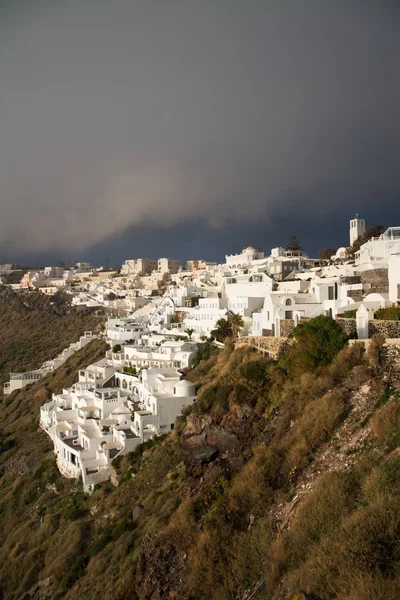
1 217 400 492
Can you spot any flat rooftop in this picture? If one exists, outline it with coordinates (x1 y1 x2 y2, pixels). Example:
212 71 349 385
64 438 84 452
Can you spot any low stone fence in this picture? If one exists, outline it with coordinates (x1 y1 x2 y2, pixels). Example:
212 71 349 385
236 336 291 358
335 317 357 337
369 320 400 338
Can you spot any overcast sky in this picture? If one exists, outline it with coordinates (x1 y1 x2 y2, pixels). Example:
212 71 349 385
1 0 399 266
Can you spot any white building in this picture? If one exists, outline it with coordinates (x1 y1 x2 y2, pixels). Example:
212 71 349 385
40 363 196 492
124 368 196 442
183 297 229 337
118 339 198 370
121 258 157 276
225 246 264 268
106 318 148 343
251 277 360 337
158 257 181 275
388 241 400 305
168 284 203 307
350 215 366 246
355 226 400 268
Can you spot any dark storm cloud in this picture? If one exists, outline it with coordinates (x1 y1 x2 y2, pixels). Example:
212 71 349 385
0 0 399 260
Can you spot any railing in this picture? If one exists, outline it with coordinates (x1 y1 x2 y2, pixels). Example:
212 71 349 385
9 371 42 381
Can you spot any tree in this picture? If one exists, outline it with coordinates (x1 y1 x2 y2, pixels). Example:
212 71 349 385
282 315 348 376
211 318 232 342
319 248 337 261
185 328 195 340
228 313 245 338
286 236 302 255
50 289 71 307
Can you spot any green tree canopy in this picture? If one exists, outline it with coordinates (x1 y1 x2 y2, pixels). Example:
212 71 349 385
228 313 245 338
286 236 302 255
211 317 232 342
282 315 348 376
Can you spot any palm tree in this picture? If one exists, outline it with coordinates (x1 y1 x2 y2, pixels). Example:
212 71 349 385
185 328 195 340
211 317 232 342
228 313 245 338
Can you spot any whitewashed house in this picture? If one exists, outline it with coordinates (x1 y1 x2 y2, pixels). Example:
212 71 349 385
183 296 229 337
40 385 139 492
124 368 196 441
251 277 361 337
122 340 198 369
121 258 157 276
225 246 265 268
106 318 148 343
158 258 181 274
40 363 197 492
355 226 400 268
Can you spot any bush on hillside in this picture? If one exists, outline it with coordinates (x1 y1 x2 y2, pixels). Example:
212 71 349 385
191 343 217 367
282 315 348 376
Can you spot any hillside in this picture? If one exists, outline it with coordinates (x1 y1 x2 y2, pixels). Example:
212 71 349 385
0 288 103 386
0 317 400 599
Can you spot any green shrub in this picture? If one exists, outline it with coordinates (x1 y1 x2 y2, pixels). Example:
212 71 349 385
375 306 400 321
282 315 349 376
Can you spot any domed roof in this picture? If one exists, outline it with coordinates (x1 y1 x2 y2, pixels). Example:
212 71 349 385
111 405 131 416
175 379 195 388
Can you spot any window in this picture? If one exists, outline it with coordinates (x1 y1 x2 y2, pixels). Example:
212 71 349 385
328 286 334 300
285 311 293 319
285 298 292 306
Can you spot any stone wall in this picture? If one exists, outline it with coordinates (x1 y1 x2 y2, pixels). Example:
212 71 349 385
346 290 363 301
360 268 388 294
369 320 400 338
280 319 295 338
383 342 400 382
261 329 273 337
340 275 362 285
236 336 292 358
335 317 357 337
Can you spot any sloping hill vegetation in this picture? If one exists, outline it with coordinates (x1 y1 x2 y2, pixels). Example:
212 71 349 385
0 287 103 387
0 339 107 600
1 315 400 599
